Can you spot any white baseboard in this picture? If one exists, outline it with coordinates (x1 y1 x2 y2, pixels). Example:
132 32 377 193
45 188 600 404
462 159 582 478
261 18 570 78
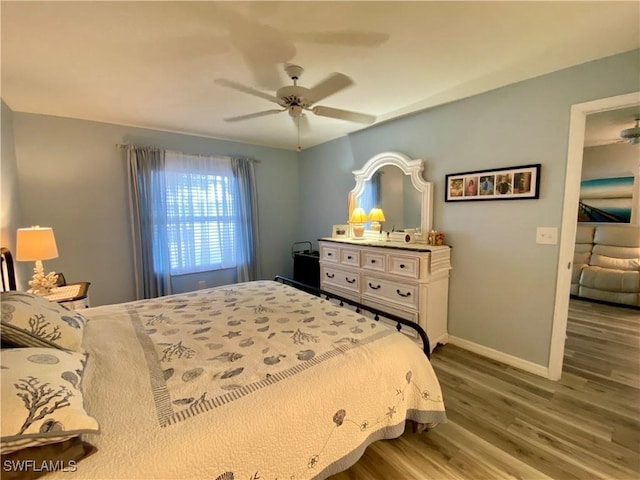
447 335 550 379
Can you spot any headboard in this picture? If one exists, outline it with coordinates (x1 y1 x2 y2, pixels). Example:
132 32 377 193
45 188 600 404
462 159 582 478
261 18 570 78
1 247 17 292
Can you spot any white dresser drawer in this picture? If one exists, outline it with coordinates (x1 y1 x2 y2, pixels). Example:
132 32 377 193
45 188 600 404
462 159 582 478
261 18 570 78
388 255 420 279
362 275 418 309
321 266 360 293
361 298 419 339
340 248 361 267
321 245 339 263
362 251 386 272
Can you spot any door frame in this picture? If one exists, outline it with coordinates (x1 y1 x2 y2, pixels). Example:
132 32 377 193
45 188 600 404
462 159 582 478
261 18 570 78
548 91 640 380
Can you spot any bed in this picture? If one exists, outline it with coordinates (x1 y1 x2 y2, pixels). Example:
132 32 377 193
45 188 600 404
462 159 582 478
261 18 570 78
0 248 446 479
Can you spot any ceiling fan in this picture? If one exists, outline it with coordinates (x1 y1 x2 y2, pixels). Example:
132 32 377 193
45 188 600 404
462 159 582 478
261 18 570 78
620 118 640 145
215 64 376 150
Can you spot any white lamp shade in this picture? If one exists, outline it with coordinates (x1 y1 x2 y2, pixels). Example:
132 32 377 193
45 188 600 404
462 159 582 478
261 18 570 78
349 207 368 223
16 227 59 261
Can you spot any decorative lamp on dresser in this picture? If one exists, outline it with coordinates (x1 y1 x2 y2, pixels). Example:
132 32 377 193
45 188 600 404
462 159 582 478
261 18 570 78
322 151 452 352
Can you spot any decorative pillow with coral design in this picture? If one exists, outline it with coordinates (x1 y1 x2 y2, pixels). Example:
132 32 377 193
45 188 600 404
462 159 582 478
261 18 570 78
0 348 99 455
1 292 86 352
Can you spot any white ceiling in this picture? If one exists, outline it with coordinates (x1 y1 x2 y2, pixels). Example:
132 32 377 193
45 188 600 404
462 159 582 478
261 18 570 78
584 106 640 148
2 1 639 151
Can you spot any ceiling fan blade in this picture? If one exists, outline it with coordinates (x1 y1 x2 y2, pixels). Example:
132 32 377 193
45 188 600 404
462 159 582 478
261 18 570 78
312 106 376 124
293 31 389 47
214 79 282 105
223 109 285 122
306 73 354 104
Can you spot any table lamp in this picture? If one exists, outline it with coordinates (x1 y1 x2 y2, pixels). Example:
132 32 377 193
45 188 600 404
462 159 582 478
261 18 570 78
349 207 368 238
368 208 386 232
16 226 59 295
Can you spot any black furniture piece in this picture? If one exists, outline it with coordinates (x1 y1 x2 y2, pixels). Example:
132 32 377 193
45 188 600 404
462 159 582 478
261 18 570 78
291 241 320 288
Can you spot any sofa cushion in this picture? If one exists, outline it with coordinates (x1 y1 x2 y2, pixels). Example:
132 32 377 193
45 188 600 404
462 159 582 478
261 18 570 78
580 266 640 293
578 286 639 306
574 243 592 254
590 254 640 271
571 257 589 284
591 244 640 259
593 225 640 248
575 225 596 244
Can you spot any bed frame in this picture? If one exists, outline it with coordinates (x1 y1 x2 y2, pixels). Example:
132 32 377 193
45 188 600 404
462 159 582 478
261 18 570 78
274 275 431 359
0 248 431 359
1 247 16 292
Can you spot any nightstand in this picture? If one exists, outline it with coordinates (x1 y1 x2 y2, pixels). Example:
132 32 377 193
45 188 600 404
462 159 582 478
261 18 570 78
44 282 91 309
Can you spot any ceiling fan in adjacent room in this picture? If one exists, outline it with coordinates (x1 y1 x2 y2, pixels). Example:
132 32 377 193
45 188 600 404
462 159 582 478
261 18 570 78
215 64 376 150
619 118 640 145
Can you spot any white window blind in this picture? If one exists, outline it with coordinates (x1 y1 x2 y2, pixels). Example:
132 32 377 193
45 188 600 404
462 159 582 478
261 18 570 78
164 152 237 275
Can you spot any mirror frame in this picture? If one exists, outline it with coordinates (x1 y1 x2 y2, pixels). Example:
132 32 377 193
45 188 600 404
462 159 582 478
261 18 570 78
349 151 433 234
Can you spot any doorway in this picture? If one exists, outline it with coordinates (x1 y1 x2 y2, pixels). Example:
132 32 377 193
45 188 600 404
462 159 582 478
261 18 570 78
548 91 640 380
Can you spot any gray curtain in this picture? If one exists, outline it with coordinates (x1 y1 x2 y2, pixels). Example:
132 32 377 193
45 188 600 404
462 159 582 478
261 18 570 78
231 157 261 282
127 146 173 299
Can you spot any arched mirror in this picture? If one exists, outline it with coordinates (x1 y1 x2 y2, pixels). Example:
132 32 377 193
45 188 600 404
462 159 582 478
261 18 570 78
349 152 433 235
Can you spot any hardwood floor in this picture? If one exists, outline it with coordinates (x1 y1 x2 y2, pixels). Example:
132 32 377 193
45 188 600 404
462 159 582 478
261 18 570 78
329 299 640 479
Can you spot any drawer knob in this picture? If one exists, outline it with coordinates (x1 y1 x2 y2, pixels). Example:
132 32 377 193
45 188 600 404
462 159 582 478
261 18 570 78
326 273 335 279
347 255 352 259
371 259 376 264
396 289 411 298
327 252 333 256
346 277 356 284
399 264 405 269
368 282 381 290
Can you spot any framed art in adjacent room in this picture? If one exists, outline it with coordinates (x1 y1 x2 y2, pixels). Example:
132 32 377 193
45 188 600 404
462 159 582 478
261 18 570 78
578 176 635 223
445 164 541 202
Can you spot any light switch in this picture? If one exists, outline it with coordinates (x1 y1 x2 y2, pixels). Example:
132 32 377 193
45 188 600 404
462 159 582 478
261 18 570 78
536 227 558 245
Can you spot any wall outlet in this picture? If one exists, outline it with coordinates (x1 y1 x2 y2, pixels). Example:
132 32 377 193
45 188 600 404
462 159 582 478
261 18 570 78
536 227 558 245
198 280 206 290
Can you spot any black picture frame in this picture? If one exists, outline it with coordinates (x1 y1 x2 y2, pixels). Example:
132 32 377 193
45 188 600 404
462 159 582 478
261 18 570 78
445 163 541 202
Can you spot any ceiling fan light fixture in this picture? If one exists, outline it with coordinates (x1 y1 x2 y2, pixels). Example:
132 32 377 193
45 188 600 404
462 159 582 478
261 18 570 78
289 105 303 117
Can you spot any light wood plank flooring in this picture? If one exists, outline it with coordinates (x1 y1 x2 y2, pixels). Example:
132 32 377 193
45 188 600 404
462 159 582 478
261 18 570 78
329 299 640 479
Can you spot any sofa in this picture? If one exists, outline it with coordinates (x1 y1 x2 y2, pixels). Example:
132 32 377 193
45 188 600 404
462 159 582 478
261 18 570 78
571 224 640 307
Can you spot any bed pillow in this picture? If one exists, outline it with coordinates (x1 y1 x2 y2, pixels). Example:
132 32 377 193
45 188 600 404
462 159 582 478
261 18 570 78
0 348 100 455
1 437 97 480
1 291 86 352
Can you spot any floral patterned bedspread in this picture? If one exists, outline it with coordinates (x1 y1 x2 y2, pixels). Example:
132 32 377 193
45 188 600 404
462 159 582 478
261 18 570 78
47 281 446 480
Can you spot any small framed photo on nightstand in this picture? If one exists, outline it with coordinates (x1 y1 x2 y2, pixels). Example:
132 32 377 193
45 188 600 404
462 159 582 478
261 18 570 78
332 224 349 239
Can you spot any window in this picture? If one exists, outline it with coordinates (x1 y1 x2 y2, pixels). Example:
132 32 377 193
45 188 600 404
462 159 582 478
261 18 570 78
164 154 239 275
128 146 259 299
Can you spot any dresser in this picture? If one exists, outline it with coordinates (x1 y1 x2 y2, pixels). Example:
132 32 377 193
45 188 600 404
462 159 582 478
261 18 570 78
318 239 451 351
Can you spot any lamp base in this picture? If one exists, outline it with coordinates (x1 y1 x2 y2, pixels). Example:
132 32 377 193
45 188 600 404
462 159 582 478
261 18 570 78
351 225 365 238
28 260 59 296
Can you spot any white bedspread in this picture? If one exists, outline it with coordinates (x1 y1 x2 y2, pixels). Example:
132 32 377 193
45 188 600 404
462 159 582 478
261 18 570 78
47 281 445 479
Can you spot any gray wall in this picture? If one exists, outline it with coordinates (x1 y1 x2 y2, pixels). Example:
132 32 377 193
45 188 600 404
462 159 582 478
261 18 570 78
1 100 29 285
8 113 299 306
297 49 640 368
583 143 638 180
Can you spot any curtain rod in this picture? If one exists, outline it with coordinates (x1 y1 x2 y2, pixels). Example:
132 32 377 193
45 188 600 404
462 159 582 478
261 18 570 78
115 144 261 163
